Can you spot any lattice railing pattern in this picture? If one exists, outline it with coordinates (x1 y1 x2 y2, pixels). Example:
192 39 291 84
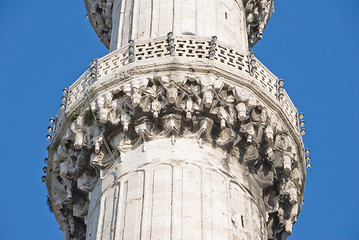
253 60 278 98
65 36 298 130
67 68 93 109
175 39 208 59
281 91 298 128
135 38 168 61
215 44 247 71
97 48 127 78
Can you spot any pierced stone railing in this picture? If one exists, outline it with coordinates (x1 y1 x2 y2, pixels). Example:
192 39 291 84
252 59 298 128
66 68 96 110
62 35 298 132
281 90 298 129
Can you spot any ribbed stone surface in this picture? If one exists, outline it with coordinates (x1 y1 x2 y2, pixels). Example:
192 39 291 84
46 1 306 240
85 139 266 240
84 0 275 50
108 0 248 52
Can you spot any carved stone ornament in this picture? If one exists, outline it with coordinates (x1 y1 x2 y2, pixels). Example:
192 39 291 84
47 73 304 240
243 0 275 48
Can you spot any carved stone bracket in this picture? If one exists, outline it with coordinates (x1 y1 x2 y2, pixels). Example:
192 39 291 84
243 0 274 48
48 73 304 239
86 0 113 47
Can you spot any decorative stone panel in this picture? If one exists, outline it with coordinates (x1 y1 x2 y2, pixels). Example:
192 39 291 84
65 36 298 131
47 73 305 240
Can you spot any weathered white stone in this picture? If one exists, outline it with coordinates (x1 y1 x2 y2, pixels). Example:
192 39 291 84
84 0 274 51
46 73 305 239
82 138 266 240
45 1 306 240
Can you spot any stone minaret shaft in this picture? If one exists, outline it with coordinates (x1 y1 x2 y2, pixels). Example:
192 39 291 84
107 0 248 51
46 1 306 240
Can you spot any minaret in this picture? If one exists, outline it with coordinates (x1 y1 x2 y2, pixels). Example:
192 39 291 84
44 0 309 239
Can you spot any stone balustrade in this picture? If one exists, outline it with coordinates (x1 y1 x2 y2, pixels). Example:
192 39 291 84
58 35 298 137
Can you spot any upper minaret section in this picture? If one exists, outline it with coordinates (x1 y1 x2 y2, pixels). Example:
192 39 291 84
85 0 274 52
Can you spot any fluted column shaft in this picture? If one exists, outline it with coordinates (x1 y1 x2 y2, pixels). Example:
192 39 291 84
109 0 248 52
86 139 266 240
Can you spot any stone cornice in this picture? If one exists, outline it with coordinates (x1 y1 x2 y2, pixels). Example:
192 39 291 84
64 36 298 133
47 71 305 239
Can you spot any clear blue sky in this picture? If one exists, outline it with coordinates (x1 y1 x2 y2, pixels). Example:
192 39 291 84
0 0 358 239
